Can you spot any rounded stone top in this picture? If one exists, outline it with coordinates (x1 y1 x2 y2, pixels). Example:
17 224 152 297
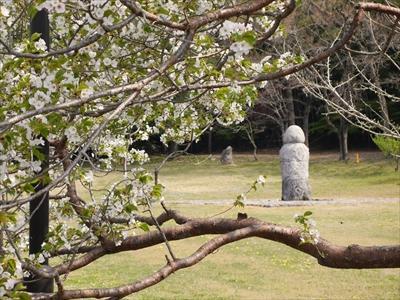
282 125 305 144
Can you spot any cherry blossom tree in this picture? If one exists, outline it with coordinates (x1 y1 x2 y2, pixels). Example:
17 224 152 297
0 1 399 299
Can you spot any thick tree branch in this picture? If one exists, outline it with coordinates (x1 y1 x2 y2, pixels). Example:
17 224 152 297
357 2 400 17
33 214 400 299
108 209 189 226
51 214 400 278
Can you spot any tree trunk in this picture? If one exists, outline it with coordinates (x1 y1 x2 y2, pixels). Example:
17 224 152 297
302 98 312 147
324 107 348 161
285 87 296 126
245 121 258 161
370 63 390 130
168 142 178 154
208 129 212 155
339 117 349 161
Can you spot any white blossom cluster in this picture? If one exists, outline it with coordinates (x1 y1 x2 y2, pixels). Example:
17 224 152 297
0 0 298 296
220 20 253 38
294 213 321 244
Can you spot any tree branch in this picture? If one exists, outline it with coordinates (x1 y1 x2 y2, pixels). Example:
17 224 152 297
33 214 400 299
51 214 400 278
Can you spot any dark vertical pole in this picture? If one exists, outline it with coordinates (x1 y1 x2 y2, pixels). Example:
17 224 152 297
26 9 53 293
208 128 212 155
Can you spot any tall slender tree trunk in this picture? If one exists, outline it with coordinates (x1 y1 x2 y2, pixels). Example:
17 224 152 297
245 120 258 161
325 105 349 161
286 87 296 126
339 117 349 161
302 98 312 147
208 129 212 154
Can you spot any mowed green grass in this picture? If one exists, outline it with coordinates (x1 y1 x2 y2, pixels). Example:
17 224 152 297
64 203 400 299
84 151 400 201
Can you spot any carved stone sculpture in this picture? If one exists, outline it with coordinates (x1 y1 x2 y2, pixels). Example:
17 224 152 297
220 146 233 165
279 125 311 200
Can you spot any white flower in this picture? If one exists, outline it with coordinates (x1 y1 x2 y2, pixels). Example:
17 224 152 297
5 278 17 290
54 2 66 13
197 0 212 14
65 126 81 144
220 21 251 38
0 6 10 17
81 88 94 99
280 51 291 59
30 160 42 173
29 90 51 110
103 57 113 66
257 175 266 185
84 170 94 183
38 254 45 264
34 38 47 52
88 51 97 59
130 149 149 164
164 1 179 13
30 74 42 88
230 41 252 58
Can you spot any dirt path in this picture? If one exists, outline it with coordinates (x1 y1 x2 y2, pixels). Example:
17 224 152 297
167 197 399 207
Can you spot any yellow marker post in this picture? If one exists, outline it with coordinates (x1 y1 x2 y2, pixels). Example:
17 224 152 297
356 152 360 163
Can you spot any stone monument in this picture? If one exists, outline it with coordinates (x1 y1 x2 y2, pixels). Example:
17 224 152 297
220 146 233 164
279 125 311 200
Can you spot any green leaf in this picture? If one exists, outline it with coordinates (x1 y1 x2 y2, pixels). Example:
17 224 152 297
137 222 150 232
32 147 45 161
124 203 137 214
138 173 152 184
240 31 257 46
156 7 170 15
151 184 164 199
304 211 313 217
22 183 35 193
0 211 16 224
17 292 32 300
31 32 42 41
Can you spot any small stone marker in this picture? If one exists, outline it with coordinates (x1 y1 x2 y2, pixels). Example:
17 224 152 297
279 125 311 200
220 146 233 164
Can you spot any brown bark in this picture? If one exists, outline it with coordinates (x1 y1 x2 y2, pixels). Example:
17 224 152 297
51 213 400 276
33 213 400 299
357 2 400 17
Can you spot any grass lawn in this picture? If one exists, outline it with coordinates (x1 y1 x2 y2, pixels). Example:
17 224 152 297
84 151 400 202
67 151 400 299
